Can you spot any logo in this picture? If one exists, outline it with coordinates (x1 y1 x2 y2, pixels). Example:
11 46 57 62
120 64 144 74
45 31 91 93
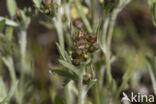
121 92 155 103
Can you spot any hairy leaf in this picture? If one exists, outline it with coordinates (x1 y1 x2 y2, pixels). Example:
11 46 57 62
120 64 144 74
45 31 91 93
59 60 79 75
7 0 17 17
56 43 66 60
32 0 41 8
75 0 92 33
53 69 78 81
0 17 18 27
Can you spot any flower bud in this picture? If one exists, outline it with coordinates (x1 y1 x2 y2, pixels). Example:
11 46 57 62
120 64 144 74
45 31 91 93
76 39 87 49
72 31 86 41
62 15 67 22
77 31 86 39
73 18 83 29
76 49 83 56
77 45 86 50
72 59 80 66
87 34 97 43
88 45 97 53
99 0 104 5
83 73 91 84
43 0 52 9
16 8 21 17
44 9 50 15
76 39 86 46
72 49 83 59
82 54 89 61
14 8 21 20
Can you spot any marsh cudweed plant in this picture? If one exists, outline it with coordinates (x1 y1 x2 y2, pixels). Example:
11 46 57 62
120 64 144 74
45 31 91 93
0 0 156 104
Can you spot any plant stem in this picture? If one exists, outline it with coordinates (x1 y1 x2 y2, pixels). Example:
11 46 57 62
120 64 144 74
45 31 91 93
65 85 70 104
53 6 65 60
105 13 117 85
76 0 92 33
99 65 105 90
105 53 112 85
78 73 86 104
18 29 27 104
114 67 133 98
65 81 73 104
2 57 21 104
2 57 16 85
92 83 100 104
91 0 95 28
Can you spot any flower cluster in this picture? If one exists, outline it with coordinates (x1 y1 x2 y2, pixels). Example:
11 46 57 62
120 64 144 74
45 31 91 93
71 30 97 66
42 0 52 15
39 0 58 17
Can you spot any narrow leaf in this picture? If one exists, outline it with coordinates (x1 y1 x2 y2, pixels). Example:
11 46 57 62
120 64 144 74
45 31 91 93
75 0 92 33
56 43 66 60
40 21 54 29
0 17 18 27
146 56 156 95
0 80 18 103
7 0 17 17
59 60 79 75
148 0 156 26
32 0 41 8
53 69 78 80
0 20 5 32
5 27 13 41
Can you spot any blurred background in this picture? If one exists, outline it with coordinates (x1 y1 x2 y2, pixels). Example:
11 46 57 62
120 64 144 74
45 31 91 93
0 0 156 103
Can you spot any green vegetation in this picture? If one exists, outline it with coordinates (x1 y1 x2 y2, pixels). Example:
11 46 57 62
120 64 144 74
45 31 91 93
0 0 156 104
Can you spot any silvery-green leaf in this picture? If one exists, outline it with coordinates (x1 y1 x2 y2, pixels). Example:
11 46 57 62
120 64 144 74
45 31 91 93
75 0 92 33
0 17 18 27
56 43 66 60
20 10 31 29
53 69 78 80
7 0 17 17
59 60 79 75
39 21 54 29
32 0 41 8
